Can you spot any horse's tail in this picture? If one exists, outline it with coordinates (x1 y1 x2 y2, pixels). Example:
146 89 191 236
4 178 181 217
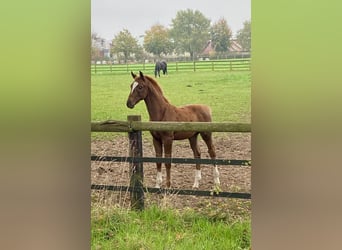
161 61 167 75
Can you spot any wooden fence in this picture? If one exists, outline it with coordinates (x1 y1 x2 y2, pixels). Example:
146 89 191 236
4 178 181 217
91 59 251 75
91 115 251 210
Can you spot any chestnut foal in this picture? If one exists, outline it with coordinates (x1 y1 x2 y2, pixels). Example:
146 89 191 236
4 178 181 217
126 71 220 188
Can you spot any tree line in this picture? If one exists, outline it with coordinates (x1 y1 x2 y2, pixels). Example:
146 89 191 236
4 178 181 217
92 9 250 63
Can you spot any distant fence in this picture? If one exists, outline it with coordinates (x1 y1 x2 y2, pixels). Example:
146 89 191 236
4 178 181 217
91 116 251 210
91 59 251 75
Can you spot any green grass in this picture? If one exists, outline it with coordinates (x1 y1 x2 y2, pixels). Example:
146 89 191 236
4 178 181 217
91 70 251 248
91 71 251 123
92 206 250 250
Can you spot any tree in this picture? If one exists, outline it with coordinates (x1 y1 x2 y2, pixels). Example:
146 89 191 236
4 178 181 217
143 24 173 57
91 32 109 62
236 20 251 52
170 9 211 60
210 18 232 54
111 29 140 63
134 44 145 62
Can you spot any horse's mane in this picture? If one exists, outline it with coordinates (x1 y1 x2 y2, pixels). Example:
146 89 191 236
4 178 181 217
144 75 170 104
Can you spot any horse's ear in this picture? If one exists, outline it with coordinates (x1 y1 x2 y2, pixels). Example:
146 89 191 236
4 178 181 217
131 71 136 79
139 71 145 80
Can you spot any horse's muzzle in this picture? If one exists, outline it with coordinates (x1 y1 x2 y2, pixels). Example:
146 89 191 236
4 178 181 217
126 100 134 109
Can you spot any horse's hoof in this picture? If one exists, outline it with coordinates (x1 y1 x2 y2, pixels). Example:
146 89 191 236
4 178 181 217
211 184 222 195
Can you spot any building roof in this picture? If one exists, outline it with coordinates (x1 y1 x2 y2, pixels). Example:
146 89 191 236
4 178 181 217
229 40 243 52
200 39 243 55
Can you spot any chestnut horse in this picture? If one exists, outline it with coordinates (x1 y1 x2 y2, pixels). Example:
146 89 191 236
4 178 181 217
126 71 220 189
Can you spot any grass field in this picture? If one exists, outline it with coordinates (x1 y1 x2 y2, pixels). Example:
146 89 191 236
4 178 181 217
91 70 251 249
92 205 250 249
91 70 251 123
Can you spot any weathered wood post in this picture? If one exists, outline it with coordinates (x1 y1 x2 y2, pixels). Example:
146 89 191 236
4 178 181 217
128 115 144 210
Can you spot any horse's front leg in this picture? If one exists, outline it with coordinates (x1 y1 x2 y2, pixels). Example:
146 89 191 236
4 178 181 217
153 137 163 188
163 136 173 188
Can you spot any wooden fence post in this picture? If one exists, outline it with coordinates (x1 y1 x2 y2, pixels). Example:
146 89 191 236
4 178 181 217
128 115 144 210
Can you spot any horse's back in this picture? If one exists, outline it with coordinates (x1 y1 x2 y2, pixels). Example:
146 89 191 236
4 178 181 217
161 60 167 67
185 104 212 122
171 104 212 122
157 104 211 140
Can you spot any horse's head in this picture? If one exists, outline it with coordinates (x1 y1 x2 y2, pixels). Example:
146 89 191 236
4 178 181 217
126 71 149 109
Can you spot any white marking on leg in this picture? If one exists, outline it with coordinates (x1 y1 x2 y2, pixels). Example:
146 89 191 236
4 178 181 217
213 165 220 185
131 81 139 93
155 171 162 188
193 169 202 188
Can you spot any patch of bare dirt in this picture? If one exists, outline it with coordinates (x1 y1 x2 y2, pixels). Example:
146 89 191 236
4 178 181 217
91 133 251 218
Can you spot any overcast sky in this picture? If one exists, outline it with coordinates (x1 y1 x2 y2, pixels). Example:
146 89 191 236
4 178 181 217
91 0 250 42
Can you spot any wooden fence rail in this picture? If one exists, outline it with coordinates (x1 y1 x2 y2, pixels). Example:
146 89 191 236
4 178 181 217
91 59 251 74
91 120 251 133
91 156 251 166
91 185 251 199
91 116 251 210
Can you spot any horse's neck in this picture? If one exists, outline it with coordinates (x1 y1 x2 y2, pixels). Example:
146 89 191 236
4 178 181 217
144 86 170 121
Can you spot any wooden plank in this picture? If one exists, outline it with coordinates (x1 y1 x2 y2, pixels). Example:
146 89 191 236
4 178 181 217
128 115 144 210
91 59 251 74
91 185 251 199
132 121 251 132
91 120 131 132
91 155 251 166
91 120 251 133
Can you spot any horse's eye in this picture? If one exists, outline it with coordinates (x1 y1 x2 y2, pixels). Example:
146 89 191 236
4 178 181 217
138 85 143 90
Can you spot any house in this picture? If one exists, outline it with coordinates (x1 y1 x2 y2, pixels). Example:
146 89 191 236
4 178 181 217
199 39 244 59
91 36 112 63
229 40 243 53
200 40 215 59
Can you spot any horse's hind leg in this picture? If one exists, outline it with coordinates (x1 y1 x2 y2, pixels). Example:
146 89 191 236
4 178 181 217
153 137 163 188
163 137 173 188
189 134 201 188
200 132 220 187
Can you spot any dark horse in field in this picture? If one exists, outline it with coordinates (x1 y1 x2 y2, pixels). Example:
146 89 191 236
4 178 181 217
154 60 167 78
126 71 220 189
